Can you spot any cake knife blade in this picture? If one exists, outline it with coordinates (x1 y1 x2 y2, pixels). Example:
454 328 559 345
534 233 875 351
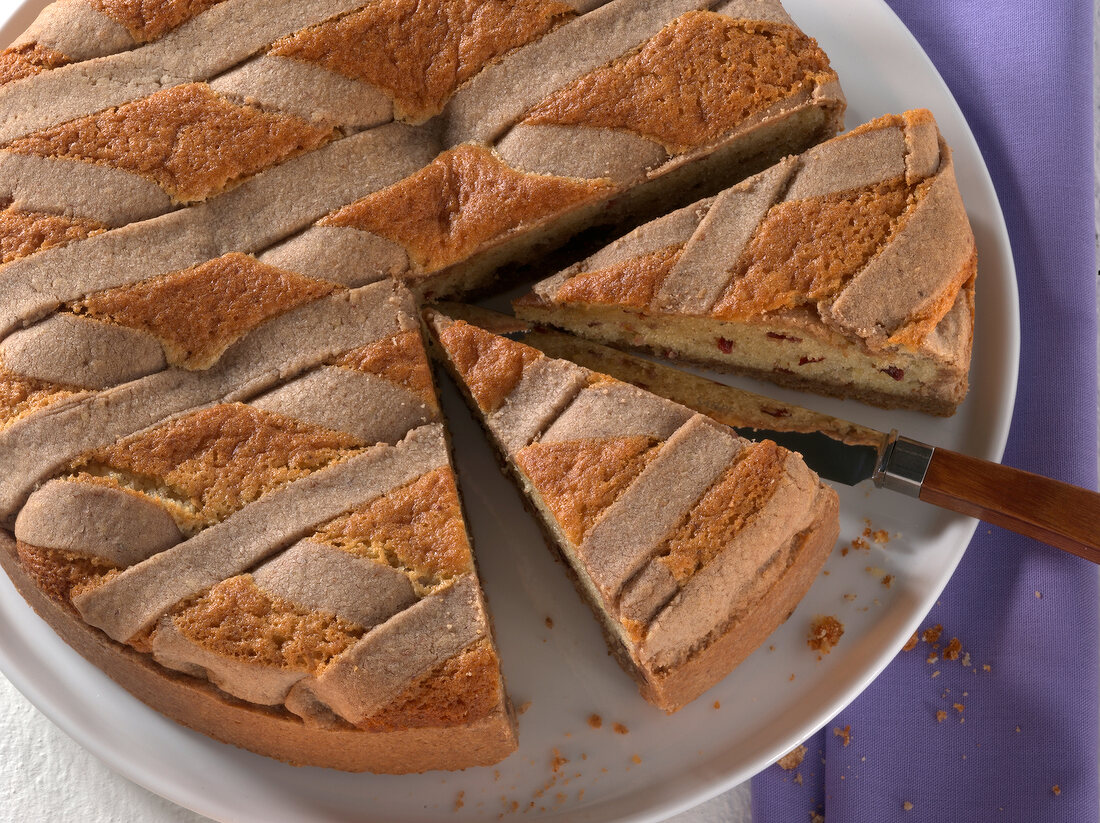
431 303 1100 564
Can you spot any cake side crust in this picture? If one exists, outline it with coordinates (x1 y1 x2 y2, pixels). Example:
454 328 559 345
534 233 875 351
0 529 517 773
640 483 838 710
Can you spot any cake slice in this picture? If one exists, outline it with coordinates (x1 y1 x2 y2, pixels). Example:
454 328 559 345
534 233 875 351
515 110 976 415
0 277 515 772
425 309 839 711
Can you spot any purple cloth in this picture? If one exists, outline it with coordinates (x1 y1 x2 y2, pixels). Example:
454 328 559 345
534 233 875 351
751 1 1098 821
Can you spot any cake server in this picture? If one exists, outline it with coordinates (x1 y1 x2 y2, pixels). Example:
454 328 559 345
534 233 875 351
719 425 1100 564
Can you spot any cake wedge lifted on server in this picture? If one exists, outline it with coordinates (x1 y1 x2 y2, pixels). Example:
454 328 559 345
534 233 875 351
516 110 976 415
426 309 839 711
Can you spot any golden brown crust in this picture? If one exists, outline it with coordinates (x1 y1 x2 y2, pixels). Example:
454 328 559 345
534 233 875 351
89 0 227 42
79 403 360 530
657 440 785 584
14 540 119 610
434 317 540 413
523 13 833 154
269 0 575 121
7 84 333 202
556 244 684 309
332 329 438 407
75 253 335 369
711 177 917 319
315 466 474 593
0 207 106 265
0 367 82 429
1 530 517 773
514 435 659 544
0 42 69 87
170 574 364 672
320 144 611 274
361 638 502 731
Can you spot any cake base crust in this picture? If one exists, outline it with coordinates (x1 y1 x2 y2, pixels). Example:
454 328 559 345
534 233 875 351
0 529 517 773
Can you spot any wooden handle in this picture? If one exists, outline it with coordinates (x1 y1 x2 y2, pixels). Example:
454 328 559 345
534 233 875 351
919 448 1100 563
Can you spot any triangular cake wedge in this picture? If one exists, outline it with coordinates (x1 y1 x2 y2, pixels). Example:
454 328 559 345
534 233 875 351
515 110 976 415
425 309 839 711
0 278 515 773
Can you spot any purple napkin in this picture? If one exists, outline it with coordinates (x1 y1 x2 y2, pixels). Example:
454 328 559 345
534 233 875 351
752 1 1098 820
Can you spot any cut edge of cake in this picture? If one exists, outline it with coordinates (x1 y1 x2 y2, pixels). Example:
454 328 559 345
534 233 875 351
514 109 975 416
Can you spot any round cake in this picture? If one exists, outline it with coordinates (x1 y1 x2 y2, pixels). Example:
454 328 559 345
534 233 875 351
0 0 858 772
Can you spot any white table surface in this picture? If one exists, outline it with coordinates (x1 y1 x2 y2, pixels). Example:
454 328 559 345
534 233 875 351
1 5 1098 822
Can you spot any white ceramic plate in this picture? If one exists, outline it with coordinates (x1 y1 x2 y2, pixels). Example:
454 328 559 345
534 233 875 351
0 0 1019 820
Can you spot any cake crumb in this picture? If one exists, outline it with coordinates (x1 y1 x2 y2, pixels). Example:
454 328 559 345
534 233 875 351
902 633 918 651
777 744 807 771
454 791 465 811
903 801 914 811
631 754 642 764
810 811 825 823
843 593 857 601
587 714 602 729
926 652 939 664
1035 591 1042 598
808 615 844 654
1016 726 1021 733
789 673 796 681
983 664 992 672
545 616 554 629
922 624 943 644
1052 785 1061 796
517 701 531 715
851 537 869 551
612 722 629 735
881 574 893 588
713 701 721 710
550 749 568 773
961 651 972 667
841 547 849 556
953 703 965 714
936 710 947 723
944 637 962 661
872 529 890 544
931 670 941 678
794 773 803 784
833 725 851 747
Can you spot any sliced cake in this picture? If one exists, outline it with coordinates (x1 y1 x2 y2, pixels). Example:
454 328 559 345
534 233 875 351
0 276 515 772
0 0 848 770
425 309 839 711
515 110 976 415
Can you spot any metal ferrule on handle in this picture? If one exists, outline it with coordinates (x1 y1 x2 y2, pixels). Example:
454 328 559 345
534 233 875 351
873 430 935 498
